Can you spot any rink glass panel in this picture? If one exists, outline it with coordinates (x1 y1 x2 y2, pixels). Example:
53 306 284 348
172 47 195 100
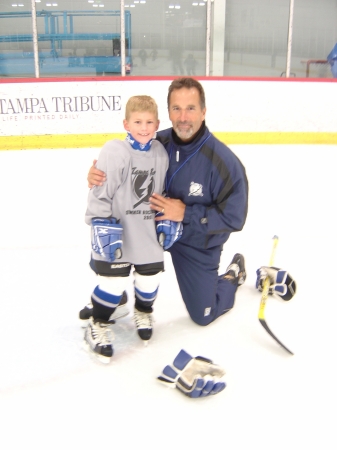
0 0 336 78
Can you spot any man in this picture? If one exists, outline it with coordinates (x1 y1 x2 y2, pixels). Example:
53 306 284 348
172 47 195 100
86 77 249 326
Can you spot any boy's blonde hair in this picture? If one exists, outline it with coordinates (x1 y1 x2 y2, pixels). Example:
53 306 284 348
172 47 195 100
125 95 158 121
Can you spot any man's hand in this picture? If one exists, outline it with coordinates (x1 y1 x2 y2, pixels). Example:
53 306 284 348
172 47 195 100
88 159 107 188
150 193 186 222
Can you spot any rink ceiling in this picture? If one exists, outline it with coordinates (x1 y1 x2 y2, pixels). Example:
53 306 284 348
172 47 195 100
0 76 336 450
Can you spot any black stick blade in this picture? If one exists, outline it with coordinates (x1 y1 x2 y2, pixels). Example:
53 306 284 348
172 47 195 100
259 318 294 355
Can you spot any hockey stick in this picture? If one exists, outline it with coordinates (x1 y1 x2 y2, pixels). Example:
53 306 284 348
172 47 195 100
258 235 294 355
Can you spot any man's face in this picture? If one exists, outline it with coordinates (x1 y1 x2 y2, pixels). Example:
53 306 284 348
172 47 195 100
168 87 206 141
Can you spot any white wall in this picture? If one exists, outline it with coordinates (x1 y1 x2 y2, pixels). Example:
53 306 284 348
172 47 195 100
0 78 336 142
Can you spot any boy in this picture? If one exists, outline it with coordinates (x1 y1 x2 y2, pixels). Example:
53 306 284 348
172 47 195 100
84 95 169 362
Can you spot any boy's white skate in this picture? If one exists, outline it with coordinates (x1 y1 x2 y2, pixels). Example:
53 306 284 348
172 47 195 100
134 309 153 344
84 317 114 363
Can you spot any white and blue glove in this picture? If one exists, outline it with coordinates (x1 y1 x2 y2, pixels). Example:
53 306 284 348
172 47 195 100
157 349 226 398
156 212 183 250
256 266 296 301
91 217 123 262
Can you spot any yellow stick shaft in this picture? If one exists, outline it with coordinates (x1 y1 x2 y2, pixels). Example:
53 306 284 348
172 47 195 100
258 235 279 319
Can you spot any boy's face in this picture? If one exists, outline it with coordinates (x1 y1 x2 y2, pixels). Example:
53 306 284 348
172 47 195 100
123 111 159 145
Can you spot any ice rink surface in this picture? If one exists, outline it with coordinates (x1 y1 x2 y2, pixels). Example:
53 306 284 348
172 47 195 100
0 144 336 450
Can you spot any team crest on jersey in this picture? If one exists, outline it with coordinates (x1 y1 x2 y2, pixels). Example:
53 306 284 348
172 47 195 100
188 181 203 197
132 167 156 208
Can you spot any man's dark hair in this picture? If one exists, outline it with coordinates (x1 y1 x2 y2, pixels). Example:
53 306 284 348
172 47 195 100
167 77 206 110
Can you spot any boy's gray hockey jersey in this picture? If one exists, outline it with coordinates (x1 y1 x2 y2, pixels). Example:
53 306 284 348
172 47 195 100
86 139 169 265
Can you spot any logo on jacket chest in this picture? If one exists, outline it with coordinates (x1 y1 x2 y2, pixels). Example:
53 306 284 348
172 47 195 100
188 181 203 197
132 167 156 208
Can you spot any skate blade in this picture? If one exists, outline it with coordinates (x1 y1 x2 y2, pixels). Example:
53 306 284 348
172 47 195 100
79 306 130 329
80 319 89 329
83 340 112 364
109 305 130 321
137 332 152 346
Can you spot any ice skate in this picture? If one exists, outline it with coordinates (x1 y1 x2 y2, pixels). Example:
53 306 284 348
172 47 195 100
79 291 129 327
134 309 153 343
84 317 114 363
224 253 246 286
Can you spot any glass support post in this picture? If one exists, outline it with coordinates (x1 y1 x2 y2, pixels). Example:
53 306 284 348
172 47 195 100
286 0 295 78
31 0 40 78
121 0 126 76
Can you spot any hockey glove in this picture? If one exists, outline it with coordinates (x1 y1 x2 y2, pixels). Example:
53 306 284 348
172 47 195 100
256 266 296 301
156 212 183 250
91 217 123 262
157 349 226 398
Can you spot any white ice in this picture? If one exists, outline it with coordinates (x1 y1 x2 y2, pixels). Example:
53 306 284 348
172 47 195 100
0 145 336 450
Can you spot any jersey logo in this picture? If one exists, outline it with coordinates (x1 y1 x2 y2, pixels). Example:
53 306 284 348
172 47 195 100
111 263 131 269
204 307 211 316
132 167 156 208
97 227 109 234
188 181 203 197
